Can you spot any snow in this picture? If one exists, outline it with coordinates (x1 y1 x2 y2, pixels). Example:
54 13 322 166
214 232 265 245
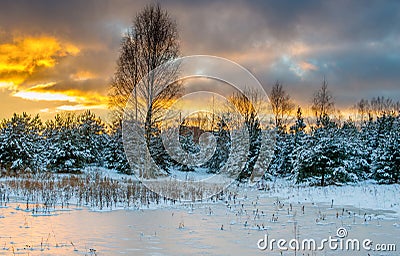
0 170 399 255
258 178 400 218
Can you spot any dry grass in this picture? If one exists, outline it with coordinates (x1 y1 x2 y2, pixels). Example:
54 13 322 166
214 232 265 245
0 171 228 210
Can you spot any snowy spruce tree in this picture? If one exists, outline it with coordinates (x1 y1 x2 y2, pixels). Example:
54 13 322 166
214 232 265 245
104 120 131 174
373 115 400 183
44 113 88 173
294 115 349 186
201 119 231 173
77 110 107 166
0 113 43 172
287 107 308 177
339 120 370 181
268 131 295 178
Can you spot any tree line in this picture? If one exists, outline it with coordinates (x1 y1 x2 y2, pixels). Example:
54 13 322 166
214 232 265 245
1 85 398 185
267 80 400 185
0 111 129 175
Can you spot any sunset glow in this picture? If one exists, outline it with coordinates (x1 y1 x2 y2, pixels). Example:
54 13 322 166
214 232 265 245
0 1 398 121
0 36 79 86
70 71 97 81
13 91 79 102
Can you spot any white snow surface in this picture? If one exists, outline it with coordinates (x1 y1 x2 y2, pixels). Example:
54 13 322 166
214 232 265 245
256 178 400 218
1 169 399 255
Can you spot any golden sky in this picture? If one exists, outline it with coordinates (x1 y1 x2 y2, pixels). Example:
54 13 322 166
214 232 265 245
0 35 110 120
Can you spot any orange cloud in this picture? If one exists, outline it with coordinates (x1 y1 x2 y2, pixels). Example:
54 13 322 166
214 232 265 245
70 70 97 81
0 36 109 114
299 61 318 71
289 42 311 56
0 36 80 89
12 81 109 113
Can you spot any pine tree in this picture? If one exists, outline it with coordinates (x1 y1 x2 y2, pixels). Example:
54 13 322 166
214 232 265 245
77 110 106 166
290 107 306 135
45 113 88 173
373 115 400 183
267 131 294 177
0 113 43 172
339 120 370 181
104 120 131 174
201 119 231 173
294 117 348 186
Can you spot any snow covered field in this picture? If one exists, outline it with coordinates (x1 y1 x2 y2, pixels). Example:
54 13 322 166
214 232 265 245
0 173 399 256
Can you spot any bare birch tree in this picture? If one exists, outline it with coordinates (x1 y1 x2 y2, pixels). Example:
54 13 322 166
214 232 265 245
269 81 294 129
109 3 181 135
312 78 335 124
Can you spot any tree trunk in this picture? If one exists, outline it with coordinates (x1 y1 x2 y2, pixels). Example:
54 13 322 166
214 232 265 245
145 106 153 147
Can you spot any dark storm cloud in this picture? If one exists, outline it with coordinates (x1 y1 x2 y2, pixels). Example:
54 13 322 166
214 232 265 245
169 0 398 54
0 0 132 43
161 0 400 108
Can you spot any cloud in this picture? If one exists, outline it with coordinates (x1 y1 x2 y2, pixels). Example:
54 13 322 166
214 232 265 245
0 32 109 117
56 104 107 111
0 33 109 115
12 80 109 113
13 90 79 102
0 35 79 89
299 61 318 72
70 71 98 81
0 0 399 119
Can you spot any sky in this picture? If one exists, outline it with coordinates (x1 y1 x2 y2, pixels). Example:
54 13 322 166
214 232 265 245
0 0 399 121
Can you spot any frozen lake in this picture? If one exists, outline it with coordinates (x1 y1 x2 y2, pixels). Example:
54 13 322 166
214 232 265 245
0 185 399 256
